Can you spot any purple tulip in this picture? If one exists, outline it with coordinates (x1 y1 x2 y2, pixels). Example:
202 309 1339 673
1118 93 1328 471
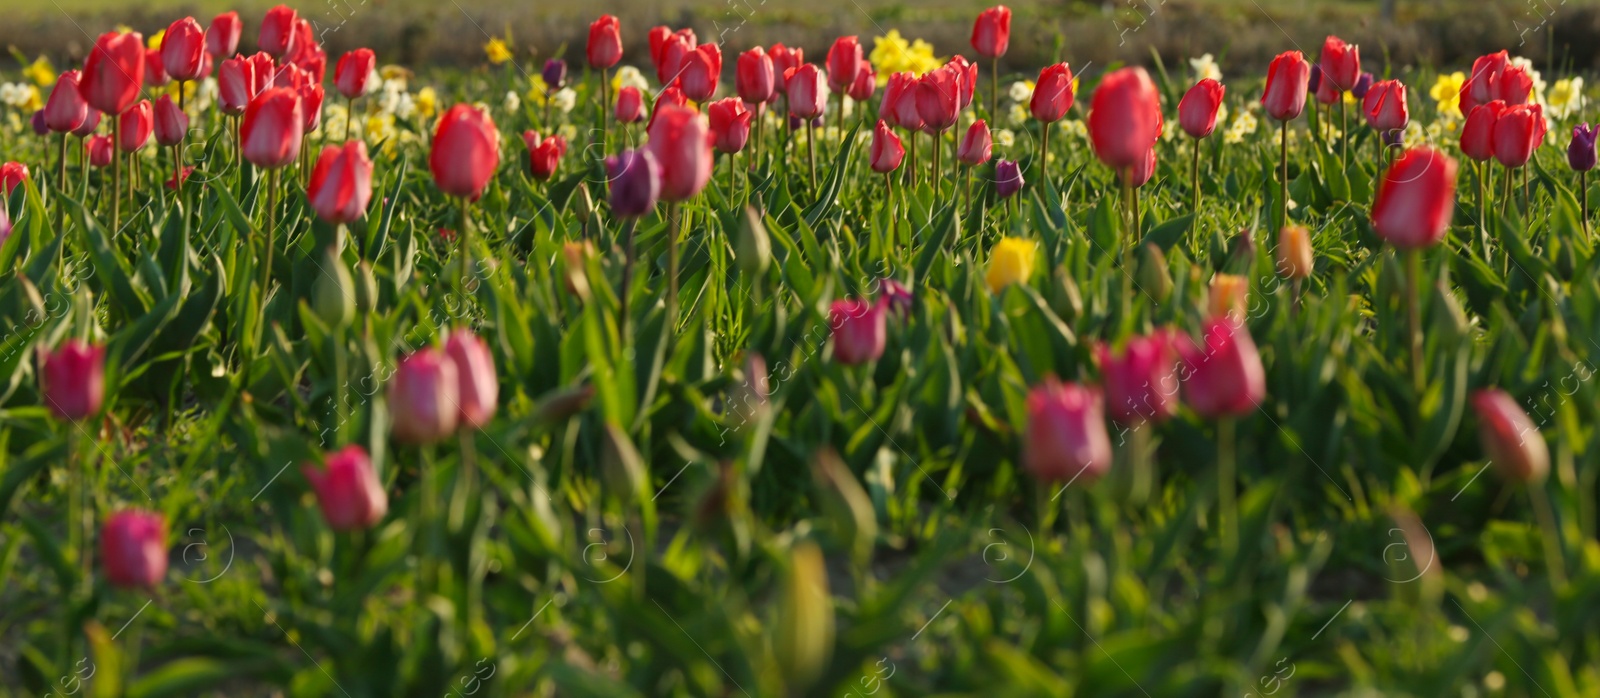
1307 64 1322 95
996 159 1024 198
1381 128 1404 149
878 279 913 318
542 58 567 90
30 109 49 136
1350 72 1374 99
1569 124 1597 172
606 149 661 218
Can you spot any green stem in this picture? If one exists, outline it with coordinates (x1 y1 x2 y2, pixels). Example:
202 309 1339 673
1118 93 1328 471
1279 120 1289 232
1404 248 1423 395
807 121 817 192
1191 137 1202 214
1218 416 1238 557
667 202 681 326
458 197 472 314
112 115 121 232
619 217 639 337
1528 481 1568 590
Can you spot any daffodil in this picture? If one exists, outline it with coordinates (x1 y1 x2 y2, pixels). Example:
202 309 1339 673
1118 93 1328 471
1546 77 1584 119
986 237 1037 293
869 30 911 78
1190 53 1221 82
24 57 56 88
1429 71 1465 119
994 128 1015 148
525 75 551 106
147 29 165 49
611 65 649 95
485 37 512 65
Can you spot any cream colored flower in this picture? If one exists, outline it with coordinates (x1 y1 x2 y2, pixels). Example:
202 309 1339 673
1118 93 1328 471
1189 53 1221 82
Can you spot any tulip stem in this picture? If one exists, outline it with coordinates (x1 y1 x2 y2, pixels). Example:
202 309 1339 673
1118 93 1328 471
1478 161 1490 250
908 130 917 189
1039 122 1049 190
419 444 441 594
1338 98 1348 169
667 201 681 325
112 115 121 233
990 58 999 127
1217 416 1238 558
1278 120 1289 232
619 217 638 337
1582 171 1591 236
933 129 944 197
806 120 818 192
1403 248 1423 395
66 427 90 584
1528 481 1568 590
459 197 472 309
1191 138 1202 215
601 67 610 154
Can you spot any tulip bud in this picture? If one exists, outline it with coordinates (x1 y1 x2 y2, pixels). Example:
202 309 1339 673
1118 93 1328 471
1459 100 1505 162
44 70 89 134
1431 280 1469 344
1207 273 1248 321
1460 51 1508 116
1177 317 1266 417
0 162 28 197
308 141 375 224
1470 389 1549 484
429 104 501 200
1570 124 1598 172
600 422 647 501
444 329 498 429
87 135 114 168
83 31 145 116
522 130 568 181
986 237 1037 294
259 5 299 58
957 119 993 166
615 86 645 124
995 158 1024 198
207 11 242 59
879 279 913 318
540 59 568 92
27 110 44 136
587 15 623 69
1351 72 1374 99
735 205 772 278
1371 147 1459 250
736 47 776 104
1049 267 1083 321
153 95 187 147
880 71 922 131
847 61 876 102
1178 79 1225 139
679 44 722 103
145 47 171 88
772 541 834 690
811 448 877 569
311 246 356 328
1029 63 1075 123
1136 243 1172 303
101 509 167 588
1024 378 1113 483
769 43 803 92
217 57 255 116
1098 331 1178 426
240 88 304 169
786 64 826 120
829 299 887 365
335 48 377 100
826 36 863 93
116 100 152 153
868 119 905 173
1494 104 1547 169
389 348 460 443
1123 148 1157 188
971 6 1012 59
354 260 378 314
302 445 387 531
1499 64 1534 106
606 149 661 217
1318 35 1360 92
40 339 105 421
1276 225 1314 279
162 17 206 83
708 98 753 154
1262 51 1310 122
1362 79 1409 133
1089 67 1163 175
645 105 713 202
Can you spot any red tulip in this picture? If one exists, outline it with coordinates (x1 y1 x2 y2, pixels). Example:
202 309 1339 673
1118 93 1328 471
957 119 992 166
587 15 623 69
444 330 499 429
1123 148 1157 188
826 36 863 93
153 95 187 147
1363 79 1409 132
1371 146 1459 250
646 104 713 201
429 104 501 200
647 26 672 68
389 348 459 443
657 32 695 86
1493 104 1546 169
308 141 374 224
1029 63 1074 123
206 11 242 58
1097 331 1178 425
1178 78 1225 139
708 98 753 154
302 445 387 531
259 5 299 58
870 119 905 173
1460 51 1508 115
829 298 886 365
971 5 1012 60
1499 64 1534 106
916 64 961 133
648 83 688 131
87 135 114 167
522 130 568 180
274 63 309 90
1088 67 1162 174
770 43 803 92
736 47 776 104
1318 35 1360 92
335 48 376 99
40 339 103 421
73 109 102 138
1470 389 1549 484
1177 317 1266 418
1460 100 1505 162
1261 51 1310 122
118 100 152 152
247 52 276 95
218 56 255 116
880 71 923 131
144 48 170 87
786 64 826 120
848 60 876 102
948 55 977 109
679 43 722 103
240 87 304 168
165 166 195 190
162 17 206 82
100 510 167 588
44 70 89 134
615 86 645 123
81 31 144 115
1023 378 1112 484
299 83 324 133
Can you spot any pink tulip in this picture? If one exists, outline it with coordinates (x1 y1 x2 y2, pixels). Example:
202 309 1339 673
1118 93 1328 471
1023 378 1112 484
1470 389 1549 484
869 119 905 173
206 11 242 58
101 510 167 588
1178 78 1225 139
81 31 145 115
153 95 187 147
429 104 501 200
1088 67 1162 174
444 330 499 429
736 47 775 104
162 17 207 82
1261 51 1311 122
302 445 388 531
646 105 714 201
615 86 645 124
44 70 89 133
1177 317 1266 418
708 98 753 154
118 100 153 153
829 299 886 365
786 64 826 120
335 48 377 100
40 339 104 421
679 43 722 103
957 119 992 166
240 87 304 169
307 141 374 224
1029 63 1074 123
389 348 460 443
915 64 961 133
259 5 299 58
1097 331 1178 425
826 36 863 93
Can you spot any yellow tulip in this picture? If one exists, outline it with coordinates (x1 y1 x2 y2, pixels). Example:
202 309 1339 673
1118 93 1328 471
1208 273 1249 320
987 238 1038 294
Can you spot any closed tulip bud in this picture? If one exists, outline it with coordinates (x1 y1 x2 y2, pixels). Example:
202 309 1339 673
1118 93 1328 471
144 48 169 88
587 15 623 69
1307 65 1322 96
353 261 378 314
1371 147 1458 250
1177 317 1266 418
736 47 775 104
829 299 887 365
1276 225 1314 279
708 98 752 154
302 446 387 531
848 61 876 102
259 5 298 58
1136 243 1172 303
1089 67 1162 174
247 52 275 94
1097 332 1178 425
1318 35 1359 91
971 5 1012 59
308 141 374 224
1262 51 1311 122
786 64 826 120
606 149 660 217
390 348 459 443
1569 124 1597 172
240 87 304 168
647 26 672 67
1207 273 1248 321
1350 71 1374 98
1024 378 1112 483
880 71 923 131
44 70 89 133
657 32 695 86
826 36 862 92
152 95 186 147
429 104 501 200
40 339 104 421
879 279 913 318
736 205 773 277
334 48 376 99
1493 104 1546 169
770 43 803 92
1179 78 1225 139
312 245 356 328
1460 100 1504 162
773 542 834 690
995 158 1024 198
1123 148 1157 188
118 100 152 152
648 83 687 131
1460 51 1508 115
0 162 25 197
542 59 567 91
957 119 993 166
1499 64 1533 106
1050 266 1084 320
101 510 167 588
1029 63 1075 123
869 119 905 173
445 330 498 429
916 65 961 132
950 55 978 109
87 135 114 167
299 84 324 133
1470 389 1549 484
162 17 206 82
218 57 255 116
522 130 567 180
646 105 713 201
1363 79 1408 132
986 236 1037 293
30 109 46 136
74 109 102 138
615 85 645 123
206 11 241 58
82 31 145 115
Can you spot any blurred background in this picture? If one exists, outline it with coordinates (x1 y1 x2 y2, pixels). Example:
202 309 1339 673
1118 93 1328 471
4 0 1598 77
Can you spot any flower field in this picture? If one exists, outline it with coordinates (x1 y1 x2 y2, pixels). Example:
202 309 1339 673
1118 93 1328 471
2 4 1600 696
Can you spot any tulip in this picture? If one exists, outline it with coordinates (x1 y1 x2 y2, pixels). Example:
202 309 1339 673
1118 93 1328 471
101 510 167 588
444 330 498 429
1123 148 1157 189
0 162 24 197
1029 63 1074 123
301 445 387 531
30 110 47 136
957 119 993 166
971 5 1012 59
1363 79 1409 134
44 70 89 133
1088 67 1162 175
737 47 776 104
607 149 661 218
1371 146 1458 250
1499 64 1533 106
995 158 1024 198
1179 79 1225 139
117 100 152 153
657 32 694 86
1568 124 1596 172
847 61 876 103
647 26 673 68
87 135 114 167
153 95 187 147
74 109 102 138
1177 317 1264 418
1460 51 1508 115
1207 273 1248 321
1470 389 1548 484
786 64 826 120
986 236 1036 293
679 44 722 103
390 348 460 443
587 15 623 69
1351 72 1375 99
708 98 752 154
165 166 194 190
299 83 324 133
1318 35 1360 92
826 36 862 93
162 17 206 83
1307 64 1322 97
880 72 923 132
429 104 501 200
879 279 913 317
240 88 304 169
1097 332 1178 426
615 86 645 124
1262 51 1310 122
916 64 961 133
646 105 714 202
1460 100 1505 162
1023 378 1112 484
144 49 170 88
82 31 144 116
829 299 886 365
206 11 242 58
335 49 376 100
869 119 905 173
260 5 298 58
247 52 276 95
542 59 567 92
948 55 978 111
307 141 374 224
218 57 255 116
1493 104 1546 169
1276 225 1314 280
770 43 803 93
40 339 104 421
523 131 568 180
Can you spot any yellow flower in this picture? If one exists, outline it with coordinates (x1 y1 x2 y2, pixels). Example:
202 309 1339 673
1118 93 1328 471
147 29 165 50
869 30 911 78
24 57 56 88
1208 274 1249 320
1429 71 1466 119
21 86 42 112
484 37 512 65
1546 77 1584 119
115 24 134 34
525 75 550 106
611 65 649 96
986 238 1037 294
415 87 438 119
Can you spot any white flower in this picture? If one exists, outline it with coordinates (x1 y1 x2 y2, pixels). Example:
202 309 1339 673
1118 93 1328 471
842 96 854 119
1190 53 1222 82
1546 77 1584 119
392 92 416 120
1161 118 1178 142
503 90 521 113
1509 56 1546 104
994 128 1015 148
614 65 650 93
1007 102 1029 126
1062 120 1088 139
559 124 578 142
1007 80 1032 103
323 104 350 139
196 77 219 112
0 82 31 108
1232 111 1258 136
364 68 383 96
1403 120 1425 145
552 88 577 114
